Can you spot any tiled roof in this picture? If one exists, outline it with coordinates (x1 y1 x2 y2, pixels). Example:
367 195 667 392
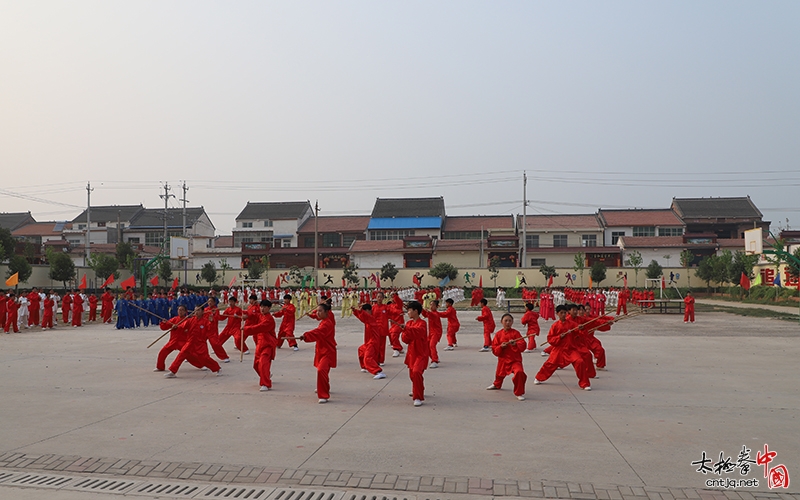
443 216 514 232
350 240 409 253
0 212 36 231
11 222 62 237
518 214 601 230
671 197 762 219
236 201 312 221
71 205 143 224
371 197 445 218
297 216 370 234
598 209 683 227
434 239 482 252
128 208 210 229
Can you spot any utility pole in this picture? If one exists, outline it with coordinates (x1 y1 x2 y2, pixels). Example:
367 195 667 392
180 181 188 238
86 182 94 262
314 201 319 287
522 171 527 269
480 224 484 268
159 183 174 252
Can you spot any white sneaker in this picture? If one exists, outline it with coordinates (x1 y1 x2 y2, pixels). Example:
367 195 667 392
584 386 592 391
392 350 400 358
373 372 387 380
318 398 328 404
244 351 251 355
443 345 454 351
453 343 458 347
153 368 165 372
486 385 500 390
517 395 526 401
379 363 384 366
223 358 230 363
541 351 549 356
523 350 533 354
293 346 299 351
215 370 222 376
413 399 423 407
533 379 542 385
200 367 210 371
429 362 438 368
260 385 269 392
164 372 176 378
361 369 368 373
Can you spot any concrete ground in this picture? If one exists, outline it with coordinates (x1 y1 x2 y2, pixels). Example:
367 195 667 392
0 306 798 499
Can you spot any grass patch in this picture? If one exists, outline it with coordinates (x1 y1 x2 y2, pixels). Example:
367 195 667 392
695 302 800 322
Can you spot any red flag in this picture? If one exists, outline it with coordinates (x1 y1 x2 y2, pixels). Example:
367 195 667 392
547 275 553 287
119 275 135 289
171 277 179 290
275 275 281 288
740 272 751 291
78 274 87 290
661 276 666 289
229 276 237 288
100 275 115 288
479 275 483 288
149 275 159 286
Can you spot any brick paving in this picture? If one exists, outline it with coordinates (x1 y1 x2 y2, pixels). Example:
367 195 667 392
0 452 796 499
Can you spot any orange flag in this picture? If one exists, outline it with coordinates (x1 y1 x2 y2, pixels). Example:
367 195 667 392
119 275 135 289
5 272 19 287
78 274 87 289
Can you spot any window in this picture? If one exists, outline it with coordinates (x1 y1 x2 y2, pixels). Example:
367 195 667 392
78 224 86 230
242 237 254 243
659 227 683 237
633 226 656 237
127 237 140 244
272 239 281 247
303 236 315 248
342 235 357 247
581 234 597 247
322 234 340 247
553 235 568 247
145 230 181 247
242 222 253 228
264 220 273 227
530 258 546 267
441 231 484 239
370 230 415 240
611 231 625 245
97 221 106 228
68 239 81 245
525 234 539 248
282 240 291 248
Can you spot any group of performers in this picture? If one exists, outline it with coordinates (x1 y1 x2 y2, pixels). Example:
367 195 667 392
0 287 113 333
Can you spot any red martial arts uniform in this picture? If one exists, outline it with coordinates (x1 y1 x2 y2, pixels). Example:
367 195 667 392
88 295 98 322
683 296 695 323
4 299 19 333
71 294 84 327
27 292 41 327
617 289 628 315
61 293 71 324
273 303 298 348
218 305 242 348
535 318 592 389
353 308 382 375
168 315 221 374
476 305 495 348
42 298 54 329
421 309 443 364
402 318 429 402
156 315 190 371
244 312 278 388
584 314 610 369
205 306 229 361
302 318 337 400
520 309 540 351
236 304 261 353
101 291 114 323
0 295 6 331
440 305 460 347
490 328 527 396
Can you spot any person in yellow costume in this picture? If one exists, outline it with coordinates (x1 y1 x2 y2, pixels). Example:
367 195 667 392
341 290 351 317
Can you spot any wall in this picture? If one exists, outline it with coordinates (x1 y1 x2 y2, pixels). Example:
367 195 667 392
352 253 404 269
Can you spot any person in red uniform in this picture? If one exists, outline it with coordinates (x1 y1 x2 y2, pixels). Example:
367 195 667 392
27 288 41 327
386 293 405 360
4 293 20 333
61 291 71 324
204 300 229 363
579 305 609 370
298 303 337 403
71 291 84 327
88 293 98 322
441 298 460 350
273 294 298 350
470 287 484 307
165 305 222 378
683 291 695 323
421 299 443 368
0 291 7 329
237 294 261 353
476 298 495 352
352 304 386 379
372 291 398 360
521 302 540 352
533 305 592 390
243 300 278 391
155 305 191 372
218 296 242 348
42 294 54 329
486 313 527 400
399 300 429 407
101 288 114 323
617 288 628 315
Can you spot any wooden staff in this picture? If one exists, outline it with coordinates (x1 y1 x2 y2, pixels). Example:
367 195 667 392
145 298 213 349
501 311 642 348
126 300 169 324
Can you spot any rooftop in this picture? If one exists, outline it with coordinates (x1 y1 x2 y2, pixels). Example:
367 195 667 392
370 197 445 219
11 221 63 237
0 212 36 231
128 207 211 230
71 205 144 224
297 216 370 234
518 214 602 231
442 215 514 232
671 196 763 219
598 209 684 227
236 201 313 221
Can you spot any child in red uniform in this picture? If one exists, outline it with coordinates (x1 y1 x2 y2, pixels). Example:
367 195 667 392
486 313 527 400
441 298 460 350
218 297 242 348
399 301 429 407
165 305 222 378
683 291 695 323
534 305 592 390
42 294 54 329
4 293 19 333
244 300 278 391
421 300 443 368
237 294 261 353
205 300 229 363
352 304 386 379
61 292 71 324
155 305 190 372
273 294 298 350
88 294 98 322
299 303 337 403
71 292 84 327
476 298 495 352
101 288 114 323
520 302 540 352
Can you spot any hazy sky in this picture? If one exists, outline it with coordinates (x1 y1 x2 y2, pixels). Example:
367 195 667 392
1 1 798 235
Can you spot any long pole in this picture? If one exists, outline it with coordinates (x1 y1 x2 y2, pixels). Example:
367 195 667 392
522 171 527 269
480 225 484 267
314 200 319 287
86 182 93 263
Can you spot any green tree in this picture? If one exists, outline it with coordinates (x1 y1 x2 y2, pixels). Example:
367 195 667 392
201 262 217 285
714 250 734 287
219 258 232 283
7 255 32 285
696 256 716 291
625 250 643 287
429 262 459 282
158 259 173 284
87 253 120 283
379 262 399 285
0 227 16 262
488 257 501 287
247 258 265 280
342 263 360 287
48 251 76 288
116 242 137 271
645 259 663 280
680 249 694 288
728 250 758 283
590 261 607 285
539 263 558 281
572 252 585 287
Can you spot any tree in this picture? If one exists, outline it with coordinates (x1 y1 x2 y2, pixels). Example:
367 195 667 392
787 248 800 279
49 252 76 288
680 250 694 288
714 250 734 287
379 262 399 285
429 262 459 282
695 256 715 291
116 242 137 271
219 258 232 283
201 262 217 285
625 250 643 287
342 263 360 287
539 263 558 281
573 252 585 287
87 253 119 283
247 258 265 280
728 251 759 282
645 259 663 280
590 261 607 285
488 256 501 287
7 255 32 285
158 259 173 284
0 227 15 262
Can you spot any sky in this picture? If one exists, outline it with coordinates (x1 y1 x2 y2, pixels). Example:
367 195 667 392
1 1 798 235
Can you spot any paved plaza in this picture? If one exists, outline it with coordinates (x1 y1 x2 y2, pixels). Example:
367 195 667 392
0 307 798 499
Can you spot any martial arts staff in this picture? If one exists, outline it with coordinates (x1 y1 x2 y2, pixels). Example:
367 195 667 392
521 302 540 352
352 304 386 379
298 303 337 403
399 301 429 407
533 305 592 391
164 305 222 378
154 305 191 372
486 313 527 400
243 300 278 391
476 298 495 352
273 294 299 350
